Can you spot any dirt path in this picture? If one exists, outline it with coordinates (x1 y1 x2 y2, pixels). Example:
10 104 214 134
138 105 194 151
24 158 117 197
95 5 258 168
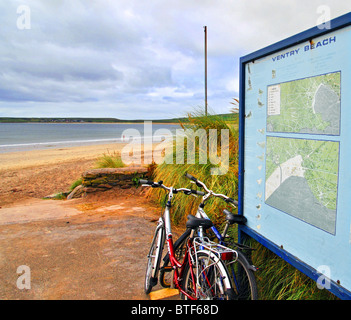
0 154 185 300
0 188 182 300
0 159 96 207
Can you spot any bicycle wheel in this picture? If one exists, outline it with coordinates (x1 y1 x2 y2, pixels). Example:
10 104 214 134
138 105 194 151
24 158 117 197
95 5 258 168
159 228 191 288
145 225 165 294
182 250 235 300
226 250 258 300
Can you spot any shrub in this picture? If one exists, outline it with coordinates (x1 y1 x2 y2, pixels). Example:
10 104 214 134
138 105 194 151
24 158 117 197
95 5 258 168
147 109 239 227
95 151 125 168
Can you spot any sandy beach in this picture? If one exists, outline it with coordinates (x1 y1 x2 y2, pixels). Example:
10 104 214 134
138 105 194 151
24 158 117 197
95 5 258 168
0 143 131 207
0 141 184 300
0 143 128 171
0 142 172 300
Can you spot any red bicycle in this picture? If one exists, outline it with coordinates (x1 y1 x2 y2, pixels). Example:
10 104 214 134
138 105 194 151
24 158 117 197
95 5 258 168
141 179 236 300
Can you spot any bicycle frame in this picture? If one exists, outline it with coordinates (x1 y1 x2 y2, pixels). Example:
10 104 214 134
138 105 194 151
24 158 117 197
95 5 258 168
195 206 224 242
158 188 198 300
193 198 259 297
144 179 234 299
187 174 238 245
195 202 254 255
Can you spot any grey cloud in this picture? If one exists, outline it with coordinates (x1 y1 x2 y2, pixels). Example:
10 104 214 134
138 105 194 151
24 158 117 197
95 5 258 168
0 0 350 118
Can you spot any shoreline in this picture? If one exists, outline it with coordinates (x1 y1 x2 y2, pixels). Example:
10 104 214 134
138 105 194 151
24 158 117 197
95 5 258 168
0 122 181 155
0 140 162 172
0 121 181 125
0 142 129 171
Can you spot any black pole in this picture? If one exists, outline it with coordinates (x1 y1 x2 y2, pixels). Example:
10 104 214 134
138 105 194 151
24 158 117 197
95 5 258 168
204 26 207 116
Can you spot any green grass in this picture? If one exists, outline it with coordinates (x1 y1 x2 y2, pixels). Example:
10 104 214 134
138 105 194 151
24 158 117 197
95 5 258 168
95 151 125 168
70 178 83 191
147 109 239 227
147 109 338 300
49 192 67 200
249 239 338 300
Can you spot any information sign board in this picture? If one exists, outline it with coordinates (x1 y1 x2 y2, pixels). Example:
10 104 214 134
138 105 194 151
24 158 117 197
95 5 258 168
238 13 351 299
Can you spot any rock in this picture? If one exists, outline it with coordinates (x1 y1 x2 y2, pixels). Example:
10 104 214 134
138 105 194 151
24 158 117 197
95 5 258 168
84 187 102 193
82 166 148 178
43 193 58 199
67 185 85 200
65 166 149 198
98 184 113 189
81 166 148 190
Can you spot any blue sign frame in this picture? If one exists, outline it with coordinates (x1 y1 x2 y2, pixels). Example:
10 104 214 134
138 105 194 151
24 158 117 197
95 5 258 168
238 12 351 300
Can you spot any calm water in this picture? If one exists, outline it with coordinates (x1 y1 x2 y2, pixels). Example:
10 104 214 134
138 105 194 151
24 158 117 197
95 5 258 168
0 122 180 153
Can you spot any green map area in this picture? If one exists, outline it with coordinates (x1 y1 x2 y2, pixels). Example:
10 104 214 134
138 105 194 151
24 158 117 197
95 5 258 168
265 137 339 234
267 72 341 135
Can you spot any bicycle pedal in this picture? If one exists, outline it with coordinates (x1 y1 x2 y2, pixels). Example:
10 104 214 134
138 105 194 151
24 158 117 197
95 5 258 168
163 266 172 272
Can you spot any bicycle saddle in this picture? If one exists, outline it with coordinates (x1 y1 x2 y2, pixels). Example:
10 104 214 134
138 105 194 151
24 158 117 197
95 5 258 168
223 209 247 225
186 215 213 230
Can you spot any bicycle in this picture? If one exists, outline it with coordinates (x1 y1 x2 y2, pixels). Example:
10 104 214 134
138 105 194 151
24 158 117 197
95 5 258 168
140 178 237 300
159 173 259 300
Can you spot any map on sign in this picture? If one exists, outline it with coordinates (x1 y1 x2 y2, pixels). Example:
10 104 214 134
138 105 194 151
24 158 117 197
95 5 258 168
265 137 339 234
267 72 341 135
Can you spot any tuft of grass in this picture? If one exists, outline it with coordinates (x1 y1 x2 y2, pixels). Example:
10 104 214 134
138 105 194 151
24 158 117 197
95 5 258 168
249 238 338 300
95 151 125 168
51 192 66 200
70 178 82 191
147 109 239 227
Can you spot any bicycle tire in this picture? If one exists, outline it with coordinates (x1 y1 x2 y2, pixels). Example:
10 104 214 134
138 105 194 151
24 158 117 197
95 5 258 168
145 225 165 294
181 250 236 300
159 228 191 288
226 250 258 300
159 228 221 288
160 230 258 299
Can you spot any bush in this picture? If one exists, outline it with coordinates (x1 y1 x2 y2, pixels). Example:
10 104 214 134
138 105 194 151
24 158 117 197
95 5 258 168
147 109 239 227
95 151 125 168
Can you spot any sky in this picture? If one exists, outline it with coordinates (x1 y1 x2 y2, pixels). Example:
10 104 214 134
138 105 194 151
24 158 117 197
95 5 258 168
0 0 350 120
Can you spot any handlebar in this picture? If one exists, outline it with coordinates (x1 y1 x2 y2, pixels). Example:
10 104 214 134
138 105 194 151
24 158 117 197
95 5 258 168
139 179 163 187
184 173 204 188
184 173 238 206
139 179 205 196
184 173 197 182
139 175 238 205
185 189 205 196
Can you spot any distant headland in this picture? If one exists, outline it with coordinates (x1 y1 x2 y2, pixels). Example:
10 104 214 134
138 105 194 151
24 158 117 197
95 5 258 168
0 113 238 124
0 117 186 124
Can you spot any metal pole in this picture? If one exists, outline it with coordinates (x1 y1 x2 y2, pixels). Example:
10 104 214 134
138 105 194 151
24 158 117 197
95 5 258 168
204 26 207 116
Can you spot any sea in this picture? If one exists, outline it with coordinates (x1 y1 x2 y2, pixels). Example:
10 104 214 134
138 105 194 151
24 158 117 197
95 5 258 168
0 122 181 154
